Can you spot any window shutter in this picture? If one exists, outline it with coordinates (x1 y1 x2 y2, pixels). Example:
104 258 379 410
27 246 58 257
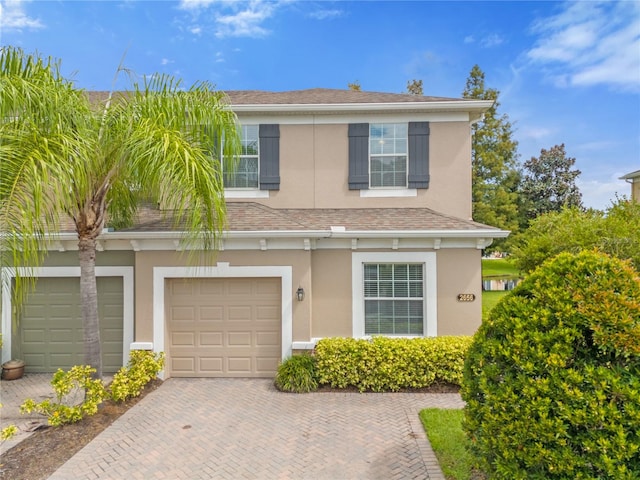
348 123 369 190
408 122 430 189
259 124 280 190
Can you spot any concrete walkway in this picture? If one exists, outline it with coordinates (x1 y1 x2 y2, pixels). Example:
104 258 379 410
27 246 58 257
3 376 465 479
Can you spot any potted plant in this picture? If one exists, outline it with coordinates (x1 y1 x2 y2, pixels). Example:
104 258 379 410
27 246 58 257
2 359 25 380
1 333 25 380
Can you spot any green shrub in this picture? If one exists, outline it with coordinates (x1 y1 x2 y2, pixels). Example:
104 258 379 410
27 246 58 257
109 350 165 402
462 251 640 479
315 336 472 392
274 354 318 393
20 365 106 426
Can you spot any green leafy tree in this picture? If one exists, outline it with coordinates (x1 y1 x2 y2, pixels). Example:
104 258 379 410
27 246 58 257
463 65 520 239
406 79 423 95
520 143 582 223
463 251 640 478
0 47 241 378
509 199 640 273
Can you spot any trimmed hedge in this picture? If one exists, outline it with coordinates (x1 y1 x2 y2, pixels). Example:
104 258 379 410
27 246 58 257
462 251 640 479
315 336 472 392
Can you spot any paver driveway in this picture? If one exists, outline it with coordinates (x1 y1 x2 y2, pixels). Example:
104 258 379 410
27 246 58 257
48 378 464 480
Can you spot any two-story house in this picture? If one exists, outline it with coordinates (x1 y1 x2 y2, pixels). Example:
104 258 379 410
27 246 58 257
2 89 508 378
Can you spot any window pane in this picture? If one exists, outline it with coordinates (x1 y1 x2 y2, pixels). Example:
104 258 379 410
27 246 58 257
362 263 424 335
369 123 407 188
223 125 259 189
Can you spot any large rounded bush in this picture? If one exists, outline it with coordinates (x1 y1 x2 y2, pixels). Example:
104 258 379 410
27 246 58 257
462 251 640 479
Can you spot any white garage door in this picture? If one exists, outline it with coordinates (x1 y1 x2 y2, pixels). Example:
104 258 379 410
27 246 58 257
166 277 281 377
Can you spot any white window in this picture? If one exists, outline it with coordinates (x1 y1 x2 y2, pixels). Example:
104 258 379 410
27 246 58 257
369 123 407 188
364 263 424 335
223 125 259 189
352 252 437 337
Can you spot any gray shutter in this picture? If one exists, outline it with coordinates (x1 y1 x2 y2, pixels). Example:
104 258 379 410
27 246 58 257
408 122 430 189
259 124 280 190
348 123 369 190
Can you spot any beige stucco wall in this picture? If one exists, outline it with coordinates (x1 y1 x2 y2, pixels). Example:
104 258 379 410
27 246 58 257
235 121 473 219
309 250 353 338
133 247 483 349
633 180 640 203
436 249 483 335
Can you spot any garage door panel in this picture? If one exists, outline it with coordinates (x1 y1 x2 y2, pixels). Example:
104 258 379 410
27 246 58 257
171 306 196 321
167 277 281 378
200 306 223 320
172 332 196 346
228 332 252 346
17 277 124 373
256 305 279 320
256 331 279 346
171 357 196 373
256 357 279 373
199 357 223 373
228 306 252 320
200 332 223 346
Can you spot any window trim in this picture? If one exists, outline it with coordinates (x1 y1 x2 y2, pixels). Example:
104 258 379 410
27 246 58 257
352 252 437 338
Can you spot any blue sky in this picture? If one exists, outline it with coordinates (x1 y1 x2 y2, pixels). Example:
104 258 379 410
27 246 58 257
1 0 639 210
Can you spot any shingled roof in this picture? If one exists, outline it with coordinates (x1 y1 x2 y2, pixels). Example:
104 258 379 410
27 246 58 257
84 88 488 110
123 202 501 234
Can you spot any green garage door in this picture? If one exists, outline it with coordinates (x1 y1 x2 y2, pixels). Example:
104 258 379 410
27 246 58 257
15 277 124 373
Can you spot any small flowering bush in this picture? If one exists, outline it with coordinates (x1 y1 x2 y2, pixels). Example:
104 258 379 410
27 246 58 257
0 403 18 442
109 350 164 402
20 366 106 427
315 336 472 392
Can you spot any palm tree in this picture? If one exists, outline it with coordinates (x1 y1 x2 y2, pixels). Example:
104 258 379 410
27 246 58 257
0 47 241 378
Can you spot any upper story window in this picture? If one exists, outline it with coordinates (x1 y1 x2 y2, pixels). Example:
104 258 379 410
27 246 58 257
349 122 430 194
224 125 259 189
220 124 280 195
369 123 408 188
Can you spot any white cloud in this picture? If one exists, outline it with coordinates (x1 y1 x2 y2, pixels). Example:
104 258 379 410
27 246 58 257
178 0 217 10
176 0 278 39
0 0 44 30
161 58 174 66
527 1 640 92
520 126 553 140
480 34 504 48
577 175 629 210
214 2 275 38
307 9 343 20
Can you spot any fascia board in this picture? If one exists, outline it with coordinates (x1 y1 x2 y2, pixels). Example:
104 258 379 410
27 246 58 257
45 228 509 242
230 100 494 115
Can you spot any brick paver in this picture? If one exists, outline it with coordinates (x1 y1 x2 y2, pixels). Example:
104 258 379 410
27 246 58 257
1 374 54 454
42 378 463 479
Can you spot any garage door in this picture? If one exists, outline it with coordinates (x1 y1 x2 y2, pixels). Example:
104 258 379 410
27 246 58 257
16 277 124 373
166 277 281 377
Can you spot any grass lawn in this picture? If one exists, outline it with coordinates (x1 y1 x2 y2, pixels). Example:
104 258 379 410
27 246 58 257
481 258 519 278
482 290 509 321
420 408 484 480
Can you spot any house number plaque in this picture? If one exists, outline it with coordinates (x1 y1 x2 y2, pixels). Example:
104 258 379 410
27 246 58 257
457 294 476 302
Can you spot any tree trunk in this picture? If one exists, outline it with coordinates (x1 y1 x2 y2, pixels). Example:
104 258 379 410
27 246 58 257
78 235 102 379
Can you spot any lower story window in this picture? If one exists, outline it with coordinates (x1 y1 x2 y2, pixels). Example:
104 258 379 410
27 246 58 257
363 263 423 335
